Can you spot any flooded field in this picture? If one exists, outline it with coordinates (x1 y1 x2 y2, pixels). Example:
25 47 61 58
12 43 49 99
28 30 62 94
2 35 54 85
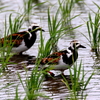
0 0 100 100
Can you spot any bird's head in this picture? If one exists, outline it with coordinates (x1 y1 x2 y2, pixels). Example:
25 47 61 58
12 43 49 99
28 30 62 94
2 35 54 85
70 40 86 50
28 23 45 32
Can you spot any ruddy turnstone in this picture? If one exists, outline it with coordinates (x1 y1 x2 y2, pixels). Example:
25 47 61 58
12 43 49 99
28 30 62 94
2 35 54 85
0 23 45 55
28 40 86 76
39 40 86 75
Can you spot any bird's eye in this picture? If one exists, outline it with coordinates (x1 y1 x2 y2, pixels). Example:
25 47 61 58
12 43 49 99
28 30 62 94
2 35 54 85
76 43 79 45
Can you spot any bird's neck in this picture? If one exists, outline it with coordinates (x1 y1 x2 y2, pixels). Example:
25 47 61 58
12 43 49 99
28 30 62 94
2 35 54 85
24 31 37 48
63 46 78 65
68 46 78 56
68 46 78 52
28 31 37 41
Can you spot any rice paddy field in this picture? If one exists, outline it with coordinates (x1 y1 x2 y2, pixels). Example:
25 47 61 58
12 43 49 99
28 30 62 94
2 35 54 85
0 0 100 100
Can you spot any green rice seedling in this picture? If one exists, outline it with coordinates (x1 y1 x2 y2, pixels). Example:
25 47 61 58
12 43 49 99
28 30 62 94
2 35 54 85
0 6 7 12
58 0 75 27
0 2 10 13
62 61 94 100
32 0 40 4
38 8 65 58
49 0 82 52
17 30 50 99
17 31 54 100
86 11 100 55
47 8 65 53
58 0 83 30
38 5 82 59
39 7 82 58
23 0 33 21
82 3 100 56
58 0 74 16
7 14 25 34
23 0 45 22
38 31 46 58
0 13 25 70
14 85 21 100
17 66 49 100
74 0 84 3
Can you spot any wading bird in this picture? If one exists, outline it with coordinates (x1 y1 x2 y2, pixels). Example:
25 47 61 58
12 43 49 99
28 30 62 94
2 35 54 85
0 23 45 55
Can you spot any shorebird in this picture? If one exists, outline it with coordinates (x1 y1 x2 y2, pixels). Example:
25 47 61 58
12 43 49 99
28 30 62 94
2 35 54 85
0 23 45 55
27 40 86 76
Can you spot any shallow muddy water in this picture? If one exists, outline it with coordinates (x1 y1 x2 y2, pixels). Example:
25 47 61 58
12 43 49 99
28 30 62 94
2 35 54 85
0 0 100 100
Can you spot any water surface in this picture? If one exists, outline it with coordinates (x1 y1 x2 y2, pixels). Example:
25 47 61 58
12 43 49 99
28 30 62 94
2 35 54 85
0 0 100 100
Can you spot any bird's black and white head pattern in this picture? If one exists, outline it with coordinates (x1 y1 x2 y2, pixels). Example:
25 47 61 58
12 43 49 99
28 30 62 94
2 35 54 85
27 23 45 40
28 23 44 32
69 40 86 51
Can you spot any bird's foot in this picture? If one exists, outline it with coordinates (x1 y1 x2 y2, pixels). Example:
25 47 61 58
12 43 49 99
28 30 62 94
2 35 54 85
47 71 55 77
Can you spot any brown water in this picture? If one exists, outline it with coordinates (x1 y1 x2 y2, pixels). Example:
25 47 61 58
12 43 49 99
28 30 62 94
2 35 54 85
0 0 100 100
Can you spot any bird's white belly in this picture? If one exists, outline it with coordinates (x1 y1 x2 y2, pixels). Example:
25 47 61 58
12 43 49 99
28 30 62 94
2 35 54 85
40 64 70 72
11 40 28 53
52 64 70 70
53 57 70 70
